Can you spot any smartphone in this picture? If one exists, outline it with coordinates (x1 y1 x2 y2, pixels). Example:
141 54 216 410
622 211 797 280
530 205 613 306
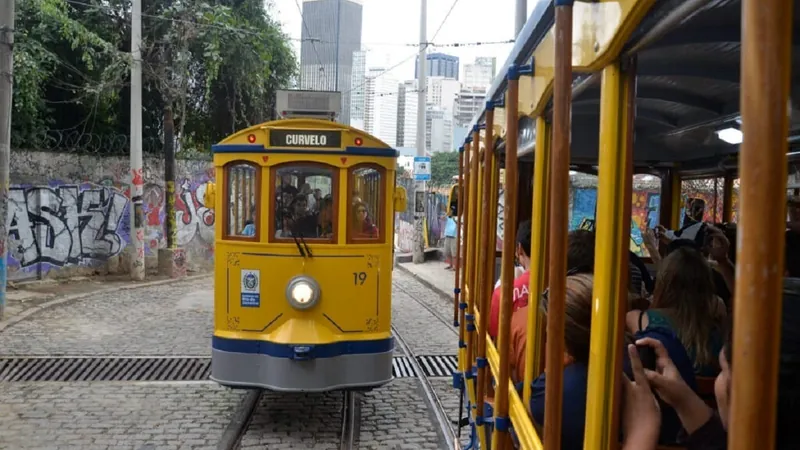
636 344 657 371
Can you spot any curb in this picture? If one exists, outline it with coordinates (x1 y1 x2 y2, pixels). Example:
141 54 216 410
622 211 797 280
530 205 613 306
0 274 211 332
395 264 454 302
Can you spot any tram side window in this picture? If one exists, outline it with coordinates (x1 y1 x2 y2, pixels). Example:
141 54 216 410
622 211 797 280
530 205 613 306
272 164 336 241
226 163 259 238
348 165 383 242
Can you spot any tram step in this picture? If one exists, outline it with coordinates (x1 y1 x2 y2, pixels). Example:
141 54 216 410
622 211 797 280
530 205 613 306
0 355 458 382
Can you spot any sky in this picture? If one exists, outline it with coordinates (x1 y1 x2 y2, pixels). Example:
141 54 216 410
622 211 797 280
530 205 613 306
266 0 543 83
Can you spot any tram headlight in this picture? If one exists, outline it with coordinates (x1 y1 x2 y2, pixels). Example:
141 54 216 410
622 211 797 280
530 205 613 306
285 276 320 310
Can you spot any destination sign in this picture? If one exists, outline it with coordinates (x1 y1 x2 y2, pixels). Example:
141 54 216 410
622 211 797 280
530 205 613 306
269 129 342 148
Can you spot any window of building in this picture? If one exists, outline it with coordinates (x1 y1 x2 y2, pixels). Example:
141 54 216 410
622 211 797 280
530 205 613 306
271 163 337 242
348 165 385 242
225 162 260 239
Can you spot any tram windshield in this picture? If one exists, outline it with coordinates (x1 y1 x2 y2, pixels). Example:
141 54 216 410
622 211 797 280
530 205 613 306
272 163 337 242
348 165 383 242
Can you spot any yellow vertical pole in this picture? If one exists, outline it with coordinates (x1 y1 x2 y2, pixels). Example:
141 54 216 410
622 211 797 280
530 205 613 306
544 3 573 449
731 0 792 448
466 131 480 370
492 67 521 450
583 58 637 450
459 141 471 369
722 171 734 223
476 110 495 432
670 170 682 230
455 150 464 327
523 116 551 408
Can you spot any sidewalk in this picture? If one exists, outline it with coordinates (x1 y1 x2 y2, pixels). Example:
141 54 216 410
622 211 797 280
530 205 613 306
396 259 455 299
1 273 209 330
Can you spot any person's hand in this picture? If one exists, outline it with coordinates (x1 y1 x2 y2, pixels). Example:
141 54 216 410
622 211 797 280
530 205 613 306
622 344 660 449
705 225 730 264
635 337 695 407
655 225 671 243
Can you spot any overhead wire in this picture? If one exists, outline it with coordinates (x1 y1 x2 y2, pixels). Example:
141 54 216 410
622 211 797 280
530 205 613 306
341 0 464 99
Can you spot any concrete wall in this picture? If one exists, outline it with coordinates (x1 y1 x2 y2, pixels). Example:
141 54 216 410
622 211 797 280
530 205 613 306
7 151 214 281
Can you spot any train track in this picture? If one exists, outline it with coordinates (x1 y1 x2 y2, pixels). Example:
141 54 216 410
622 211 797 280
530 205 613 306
392 281 459 338
391 322 459 450
217 388 363 450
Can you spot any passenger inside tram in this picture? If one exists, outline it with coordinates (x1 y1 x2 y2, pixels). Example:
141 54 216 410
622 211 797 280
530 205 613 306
317 195 333 238
351 201 378 238
488 220 533 340
242 206 256 236
512 271 696 450
289 194 318 237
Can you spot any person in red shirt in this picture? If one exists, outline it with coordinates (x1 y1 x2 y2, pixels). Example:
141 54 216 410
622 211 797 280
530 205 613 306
488 220 532 340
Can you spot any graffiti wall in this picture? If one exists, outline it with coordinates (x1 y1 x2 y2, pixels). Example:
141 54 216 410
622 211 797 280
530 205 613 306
395 178 450 253
8 151 214 280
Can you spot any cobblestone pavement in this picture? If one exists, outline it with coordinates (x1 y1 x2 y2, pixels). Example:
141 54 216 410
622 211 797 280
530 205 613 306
0 381 243 450
391 270 459 356
240 379 444 449
0 278 214 357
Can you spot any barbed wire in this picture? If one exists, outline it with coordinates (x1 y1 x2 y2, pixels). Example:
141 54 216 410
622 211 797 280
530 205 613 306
14 130 210 159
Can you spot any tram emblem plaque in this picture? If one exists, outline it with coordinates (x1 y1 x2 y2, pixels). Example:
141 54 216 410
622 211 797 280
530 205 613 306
240 269 261 308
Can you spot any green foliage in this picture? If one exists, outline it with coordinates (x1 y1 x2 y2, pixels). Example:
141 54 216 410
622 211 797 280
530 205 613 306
11 0 297 153
430 151 459 187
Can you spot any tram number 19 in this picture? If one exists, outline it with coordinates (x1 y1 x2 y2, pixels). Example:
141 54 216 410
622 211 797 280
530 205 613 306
353 272 367 285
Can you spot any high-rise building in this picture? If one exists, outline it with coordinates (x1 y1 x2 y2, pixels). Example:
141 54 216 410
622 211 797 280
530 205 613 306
426 106 454 153
364 67 398 146
415 53 459 80
463 57 497 88
299 0 364 124
350 50 367 129
426 76 461 113
455 86 487 127
396 80 418 148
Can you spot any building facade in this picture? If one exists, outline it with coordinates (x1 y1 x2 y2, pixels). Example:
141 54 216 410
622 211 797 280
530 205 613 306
349 50 367 129
463 56 497 88
396 80 418 148
415 52 459 80
426 106 454 153
426 76 461 113
299 0 364 124
364 67 398 146
454 86 487 127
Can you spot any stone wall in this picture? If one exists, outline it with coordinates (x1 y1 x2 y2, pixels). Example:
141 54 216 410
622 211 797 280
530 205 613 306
7 150 214 281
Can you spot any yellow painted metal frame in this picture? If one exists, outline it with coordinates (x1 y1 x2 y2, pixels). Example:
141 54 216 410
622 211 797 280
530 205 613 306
583 61 635 450
524 0 656 117
522 117 551 408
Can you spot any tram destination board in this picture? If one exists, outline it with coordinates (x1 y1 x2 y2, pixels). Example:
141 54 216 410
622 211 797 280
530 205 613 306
269 129 342 148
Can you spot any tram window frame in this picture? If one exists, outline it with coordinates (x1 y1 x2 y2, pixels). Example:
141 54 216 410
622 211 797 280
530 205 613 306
223 161 261 242
268 162 339 244
346 163 386 244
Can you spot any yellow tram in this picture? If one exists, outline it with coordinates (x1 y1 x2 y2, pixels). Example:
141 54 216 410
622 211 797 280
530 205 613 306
204 118 406 392
453 1 798 450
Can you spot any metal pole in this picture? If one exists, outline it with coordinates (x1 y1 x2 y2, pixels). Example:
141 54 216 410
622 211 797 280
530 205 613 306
514 0 527 37
0 0 15 319
130 0 145 280
413 0 428 264
334 0 341 92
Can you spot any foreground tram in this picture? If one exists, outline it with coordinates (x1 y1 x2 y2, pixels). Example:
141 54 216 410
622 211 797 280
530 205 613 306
453 1 798 449
205 118 405 392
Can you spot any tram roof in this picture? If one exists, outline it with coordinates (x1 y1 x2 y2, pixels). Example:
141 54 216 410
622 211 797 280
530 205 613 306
467 0 800 173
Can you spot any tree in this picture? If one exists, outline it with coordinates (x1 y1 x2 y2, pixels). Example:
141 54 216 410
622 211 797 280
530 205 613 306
430 151 459 186
11 0 297 154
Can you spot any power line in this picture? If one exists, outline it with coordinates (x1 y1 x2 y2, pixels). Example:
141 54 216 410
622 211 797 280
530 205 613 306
340 0 463 99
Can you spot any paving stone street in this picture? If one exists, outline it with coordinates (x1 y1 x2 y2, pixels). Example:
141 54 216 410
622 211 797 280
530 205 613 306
0 262 465 449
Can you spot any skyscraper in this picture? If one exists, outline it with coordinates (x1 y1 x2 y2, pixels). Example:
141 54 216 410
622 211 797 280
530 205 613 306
463 57 497 88
350 50 367 129
415 53 459 80
396 80 418 148
364 68 398 146
299 0 363 124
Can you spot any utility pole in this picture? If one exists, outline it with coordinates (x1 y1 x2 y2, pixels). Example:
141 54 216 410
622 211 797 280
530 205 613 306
130 0 145 280
515 0 527 37
0 0 15 319
413 0 427 264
